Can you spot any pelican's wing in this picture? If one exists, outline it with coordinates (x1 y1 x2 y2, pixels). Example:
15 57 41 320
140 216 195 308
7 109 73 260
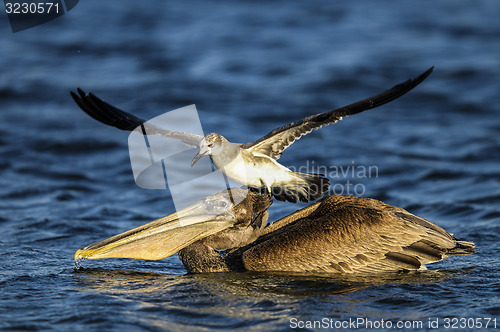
242 67 433 159
241 195 474 274
70 88 202 147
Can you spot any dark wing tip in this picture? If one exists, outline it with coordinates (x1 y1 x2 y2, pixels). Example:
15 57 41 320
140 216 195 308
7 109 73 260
70 88 146 131
335 66 435 116
242 67 435 155
77 87 86 96
393 66 434 93
70 87 87 100
70 88 92 117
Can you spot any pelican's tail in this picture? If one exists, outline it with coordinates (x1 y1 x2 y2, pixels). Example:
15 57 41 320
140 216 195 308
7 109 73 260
271 172 330 203
449 239 476 255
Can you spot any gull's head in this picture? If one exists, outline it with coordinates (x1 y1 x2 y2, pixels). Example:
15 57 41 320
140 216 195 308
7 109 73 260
191 133 227 166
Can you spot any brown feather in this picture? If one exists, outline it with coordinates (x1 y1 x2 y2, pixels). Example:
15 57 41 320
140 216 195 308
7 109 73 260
239 195 474 273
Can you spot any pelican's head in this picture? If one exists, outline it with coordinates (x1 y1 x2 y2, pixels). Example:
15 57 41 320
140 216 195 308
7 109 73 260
74 188 272 261
191 133 228 167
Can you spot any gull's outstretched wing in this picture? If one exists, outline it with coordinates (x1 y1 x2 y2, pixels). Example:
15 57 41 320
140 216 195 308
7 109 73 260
242 67 433 159
70 88 203 147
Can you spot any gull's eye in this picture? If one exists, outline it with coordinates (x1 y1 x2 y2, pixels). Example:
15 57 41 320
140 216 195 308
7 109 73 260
208 143 214 148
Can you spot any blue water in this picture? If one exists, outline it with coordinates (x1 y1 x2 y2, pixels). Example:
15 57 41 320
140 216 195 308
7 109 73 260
1 0 499 331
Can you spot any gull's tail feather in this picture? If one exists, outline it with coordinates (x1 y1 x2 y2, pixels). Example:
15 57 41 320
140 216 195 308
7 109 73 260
271 173 330 203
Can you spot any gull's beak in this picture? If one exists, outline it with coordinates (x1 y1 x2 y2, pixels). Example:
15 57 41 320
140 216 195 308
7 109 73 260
191 145 209 167
74 200 235 261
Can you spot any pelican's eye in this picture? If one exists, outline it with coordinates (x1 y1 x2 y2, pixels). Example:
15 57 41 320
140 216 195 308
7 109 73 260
217 200 229 208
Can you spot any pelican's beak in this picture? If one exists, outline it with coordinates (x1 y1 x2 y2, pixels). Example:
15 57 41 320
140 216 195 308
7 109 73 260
191 145 209 167
74 200 235 261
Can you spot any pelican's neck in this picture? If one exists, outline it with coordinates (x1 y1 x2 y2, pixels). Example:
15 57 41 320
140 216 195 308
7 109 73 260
178 210 269 274
178 242 230 273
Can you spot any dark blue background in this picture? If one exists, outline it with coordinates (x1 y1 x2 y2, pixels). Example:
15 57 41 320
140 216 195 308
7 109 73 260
0 1 498 330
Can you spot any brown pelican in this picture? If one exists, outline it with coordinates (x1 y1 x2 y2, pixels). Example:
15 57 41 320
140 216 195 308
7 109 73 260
71 67 433 203
75 188 475 274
